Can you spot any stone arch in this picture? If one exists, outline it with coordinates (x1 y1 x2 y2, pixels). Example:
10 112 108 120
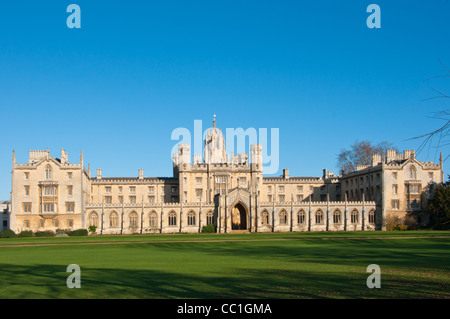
230 200 249 230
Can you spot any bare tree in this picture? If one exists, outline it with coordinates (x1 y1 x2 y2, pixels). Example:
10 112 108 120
337 140 397 173
410 60 450 162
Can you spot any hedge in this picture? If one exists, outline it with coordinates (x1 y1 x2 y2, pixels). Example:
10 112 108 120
201 224 216 233
0 229 17 238
68 229 88 237
18 230 34 238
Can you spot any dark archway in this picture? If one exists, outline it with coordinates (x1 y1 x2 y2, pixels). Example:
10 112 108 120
231 202 247 230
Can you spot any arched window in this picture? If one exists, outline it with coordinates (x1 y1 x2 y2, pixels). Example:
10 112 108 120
297 210 306 225
187 211 196 226
168 211 177 226
315 210 324 224
333 210 342 224
351 210 359 224
129 212 138 228
45 165 52 180
368 210 375 224
149 211 158 227
110 211 118 227
410 166 417 180
261 211 269 225
207 211 215 225
279 210 287 225
89 212 98 227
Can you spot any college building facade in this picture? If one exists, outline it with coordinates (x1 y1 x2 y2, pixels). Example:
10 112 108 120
9 119 444 234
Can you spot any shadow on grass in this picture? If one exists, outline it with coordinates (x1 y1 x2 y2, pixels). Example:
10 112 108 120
0 262 448 299
135 238 450 271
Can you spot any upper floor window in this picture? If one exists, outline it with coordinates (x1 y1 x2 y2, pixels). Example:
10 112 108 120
297 186 303 193
392 185 398 195
129 186 136 194
25 172 29 180
410 166 417 180
68 172 72 180
196 177 202 185
105 187 111 194
45 165 52 180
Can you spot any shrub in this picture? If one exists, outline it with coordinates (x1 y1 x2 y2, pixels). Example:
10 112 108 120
201 224 216 233
68 229 88 237
18 230 34 238
35 231 55 237
0 229 16 238
88 225 97 234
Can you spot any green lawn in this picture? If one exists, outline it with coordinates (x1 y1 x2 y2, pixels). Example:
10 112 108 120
0 231 449 299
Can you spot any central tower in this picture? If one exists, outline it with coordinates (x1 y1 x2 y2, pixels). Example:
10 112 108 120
203 114 226 164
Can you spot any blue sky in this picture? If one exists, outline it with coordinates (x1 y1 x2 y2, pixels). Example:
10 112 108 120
1 1 450 199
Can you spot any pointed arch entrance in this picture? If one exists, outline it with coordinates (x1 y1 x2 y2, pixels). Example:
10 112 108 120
231 202 248 230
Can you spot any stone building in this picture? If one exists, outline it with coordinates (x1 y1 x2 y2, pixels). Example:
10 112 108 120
9 118 443 234
0 201 11 231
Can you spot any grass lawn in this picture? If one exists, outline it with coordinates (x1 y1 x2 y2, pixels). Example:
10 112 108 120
0 231 449 299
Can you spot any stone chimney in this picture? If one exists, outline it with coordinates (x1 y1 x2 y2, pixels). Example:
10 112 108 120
139 169 144 179
97 169 102 179
283 169 289 179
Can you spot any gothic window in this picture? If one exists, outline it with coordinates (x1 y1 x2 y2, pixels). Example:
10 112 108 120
207 211 215 225
187 211 196 226
129 212 138 228
315 210 324 224
261 211 269 225
333 210 342 224
89 212 98 227
410 166 417 180
45 165 52 180
297 210 306 225
149 211 157 227
368 210 375 224
110 212 118 227
279 210 287 225
168 211 177 226
351 210 359 224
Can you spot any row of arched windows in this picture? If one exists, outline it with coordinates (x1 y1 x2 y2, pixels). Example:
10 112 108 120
89 209 376 228
88 211 216 228
260 209 376 225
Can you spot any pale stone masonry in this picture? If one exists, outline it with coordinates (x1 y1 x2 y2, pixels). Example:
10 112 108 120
9 120 443 234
